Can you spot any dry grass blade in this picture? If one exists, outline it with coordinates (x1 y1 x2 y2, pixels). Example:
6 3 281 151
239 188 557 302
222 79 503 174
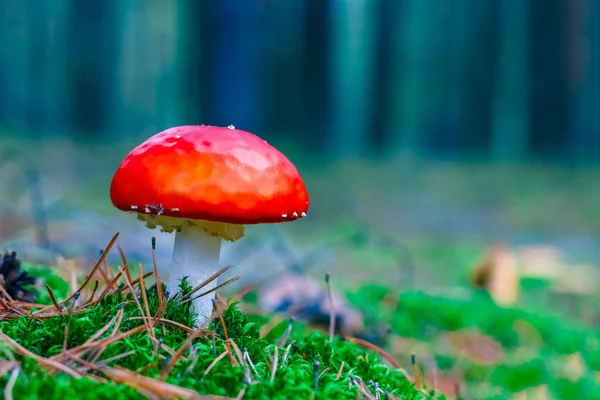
105 366 236 400
282 340 296 363
0 292 10 310
213 299 237 366
3 365 19 400
119 272 154 296
0 331 81 378
138 264 156 343
179 276 242 305
204 350 229 377
180 264 234 300
151 237 164 304
36 232 120 314
335 361 345 380
318 367 330 380
81 307 124 347
227 339 245 366
160 326 210 380
117 245 133 283
96 350 136 367
270 346 279 383
235 387 246 400
325 272 335 343
344 336 403 371
128 317 194 334
92 272 123 306
65 325 147 355
7 302 48 309
18 309 83 320
82 280 100 306
117 266 155 343
86 305 128 365
0 283 14 303
355 379 377 400
93 259 111 283
45 284 63 313
0 360 19 376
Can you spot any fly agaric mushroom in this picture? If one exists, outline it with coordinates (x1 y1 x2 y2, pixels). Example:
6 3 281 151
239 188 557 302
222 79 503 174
110 125 309 324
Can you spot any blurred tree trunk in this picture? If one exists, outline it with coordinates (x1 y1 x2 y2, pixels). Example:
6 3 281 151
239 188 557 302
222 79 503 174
182 0 209 125
261 0 307 141
112 0 184 136
571 0 599 159
529 0 570 158
457 1 499 154
204 0 262 135
491 0 530 161
368 0 396 153
65 0 116 137
26 0 69 134
328 0 377 156
437 0 468 155
387 0 451 155
302 0 331 152
0 1 31 133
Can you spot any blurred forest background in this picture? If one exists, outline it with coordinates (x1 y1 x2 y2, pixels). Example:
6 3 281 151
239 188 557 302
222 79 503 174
1 0 599 158
0 0 600 291
3 3 600 397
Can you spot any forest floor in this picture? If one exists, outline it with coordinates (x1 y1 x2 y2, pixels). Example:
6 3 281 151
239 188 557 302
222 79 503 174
1 137 600 398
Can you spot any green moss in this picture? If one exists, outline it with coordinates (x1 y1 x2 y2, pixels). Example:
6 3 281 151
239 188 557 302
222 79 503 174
0 273 432 400
347 284 600 397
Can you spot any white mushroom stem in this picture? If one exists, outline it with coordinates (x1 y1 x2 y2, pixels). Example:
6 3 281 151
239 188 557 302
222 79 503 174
167 223 222 325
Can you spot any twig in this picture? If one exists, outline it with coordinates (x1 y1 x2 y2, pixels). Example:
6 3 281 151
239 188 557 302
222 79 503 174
83 307 124 347
335 361 345 380
160 326 209 380
344 337 404 371
282 340 296 363
117 245 132 283
325 272 335 342
138 264 156 343
411 355 421 389
178 276 242 305
117 266 155 343
63 325 146 356
228 339 245 366
313 360 320 391
96 350 136 367
277 317 295 348
270 346 279 384
213 299 236 366
0 331 81 378
180 264 234 301
318 367 330 380
127 317 194 334
151 237 164 303
105 366 235 400
235 387 246 400
0 283 14 303
204 350 229 377
243 348 259 378
82 280 100 306
4 366 19 400
0 291 10 310
45 284 63 313
350 376 376 400
118 272 154 296
36 233 120 314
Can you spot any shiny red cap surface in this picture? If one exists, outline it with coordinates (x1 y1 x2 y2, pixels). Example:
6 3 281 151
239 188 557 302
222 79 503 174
110 125 309 224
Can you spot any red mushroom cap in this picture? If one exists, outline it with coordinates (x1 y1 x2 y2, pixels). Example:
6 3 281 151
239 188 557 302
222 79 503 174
110 125 309 224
